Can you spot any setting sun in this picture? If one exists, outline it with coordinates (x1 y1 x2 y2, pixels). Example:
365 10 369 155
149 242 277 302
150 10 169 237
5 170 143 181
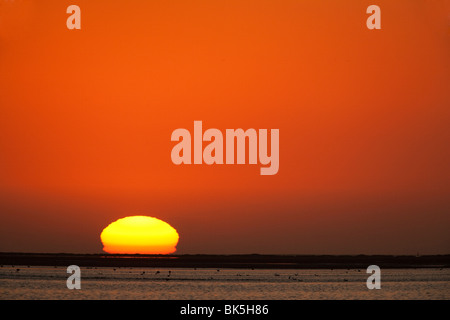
100 216 179 254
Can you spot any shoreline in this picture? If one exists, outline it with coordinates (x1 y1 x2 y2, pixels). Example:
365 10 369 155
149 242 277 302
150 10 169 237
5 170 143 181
1 252 449 269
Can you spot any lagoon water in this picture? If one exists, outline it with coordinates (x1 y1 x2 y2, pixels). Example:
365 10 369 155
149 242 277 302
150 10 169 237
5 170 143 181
1 266 449 299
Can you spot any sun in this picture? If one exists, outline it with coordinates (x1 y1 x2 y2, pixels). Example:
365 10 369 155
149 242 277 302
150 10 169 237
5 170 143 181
100 216 179 254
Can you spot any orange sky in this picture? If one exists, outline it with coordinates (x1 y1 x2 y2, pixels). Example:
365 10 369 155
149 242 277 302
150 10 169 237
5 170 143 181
0 0 449 254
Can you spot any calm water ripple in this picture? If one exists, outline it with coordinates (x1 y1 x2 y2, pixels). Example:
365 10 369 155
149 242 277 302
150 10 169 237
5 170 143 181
1 266 449 299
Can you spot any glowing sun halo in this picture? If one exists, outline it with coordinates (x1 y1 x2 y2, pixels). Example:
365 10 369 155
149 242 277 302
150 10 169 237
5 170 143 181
100 216 179 254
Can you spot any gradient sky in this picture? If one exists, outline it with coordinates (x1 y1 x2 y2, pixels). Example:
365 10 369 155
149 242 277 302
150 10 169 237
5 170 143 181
0 0 449 254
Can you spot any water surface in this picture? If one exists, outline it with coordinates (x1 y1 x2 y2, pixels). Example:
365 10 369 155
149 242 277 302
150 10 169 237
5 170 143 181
1 266 448 299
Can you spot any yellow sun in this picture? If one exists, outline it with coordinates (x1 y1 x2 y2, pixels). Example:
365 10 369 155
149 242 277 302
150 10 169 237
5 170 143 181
100 216 179 254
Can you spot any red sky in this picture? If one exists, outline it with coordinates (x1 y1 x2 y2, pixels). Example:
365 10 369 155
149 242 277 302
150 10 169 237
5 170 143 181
0 0 449 254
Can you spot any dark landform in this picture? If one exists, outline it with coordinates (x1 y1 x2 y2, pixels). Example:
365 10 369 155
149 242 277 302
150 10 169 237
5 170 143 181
1 252 449 269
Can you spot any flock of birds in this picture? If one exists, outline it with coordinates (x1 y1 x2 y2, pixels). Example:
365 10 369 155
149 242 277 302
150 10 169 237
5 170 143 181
6 265 443 283
2 265 363 282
